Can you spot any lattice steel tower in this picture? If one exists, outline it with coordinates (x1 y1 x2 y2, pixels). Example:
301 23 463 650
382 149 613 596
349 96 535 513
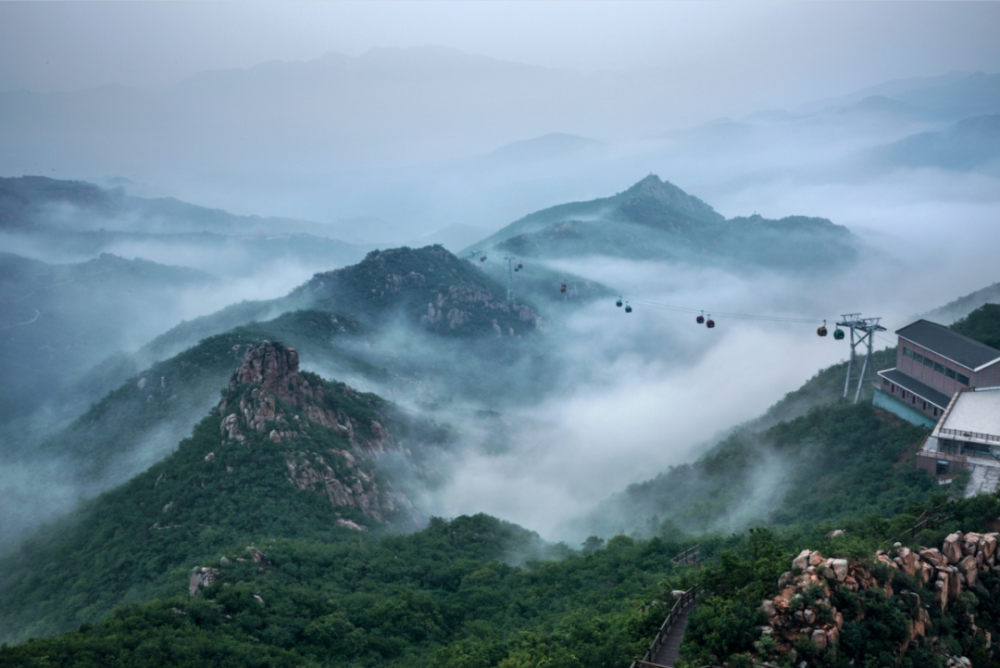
837 313 887 403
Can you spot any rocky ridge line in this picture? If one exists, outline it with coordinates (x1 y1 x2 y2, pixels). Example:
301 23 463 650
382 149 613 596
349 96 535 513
758 531 998 666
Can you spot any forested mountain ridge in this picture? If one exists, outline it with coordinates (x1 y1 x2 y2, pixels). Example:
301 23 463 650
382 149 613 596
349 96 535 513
0 340 452 643
291 245 539 338
468 174 860 271
0 175 335 236
0 250 217 424
143 244 539 365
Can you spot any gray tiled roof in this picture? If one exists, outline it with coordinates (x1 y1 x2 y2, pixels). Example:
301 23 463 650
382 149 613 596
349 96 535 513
896 320 1000 370
878 368 952 409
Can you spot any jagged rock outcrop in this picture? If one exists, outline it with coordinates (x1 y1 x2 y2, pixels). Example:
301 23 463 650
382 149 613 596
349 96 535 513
217 341 409 523
219 341 394 455
758 532 999 663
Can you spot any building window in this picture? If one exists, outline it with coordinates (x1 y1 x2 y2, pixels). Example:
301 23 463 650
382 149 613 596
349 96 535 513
946 368 956 379
937 460 950 475
923 357 934 368
934 362 945 373
958 374 970 385
903 348 914 358
963 442 992 456
914 353 925 364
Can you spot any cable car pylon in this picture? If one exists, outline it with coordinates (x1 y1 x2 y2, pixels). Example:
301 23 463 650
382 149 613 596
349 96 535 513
837 313 886 403
503 255 518 304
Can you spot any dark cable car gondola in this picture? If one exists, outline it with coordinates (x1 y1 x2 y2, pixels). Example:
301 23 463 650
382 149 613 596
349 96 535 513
696 312 705 324
625 302 632 313
616 297 623 307
479 255 487 262
833 328 845 340
560 283 567 293
817 320 828 337
705 316 715 328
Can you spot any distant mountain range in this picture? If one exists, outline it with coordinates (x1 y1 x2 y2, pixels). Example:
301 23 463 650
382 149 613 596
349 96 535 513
468 174 861 271
866 114 1000 174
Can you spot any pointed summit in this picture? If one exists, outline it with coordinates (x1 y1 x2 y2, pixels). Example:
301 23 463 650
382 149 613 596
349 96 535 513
618 174 724 224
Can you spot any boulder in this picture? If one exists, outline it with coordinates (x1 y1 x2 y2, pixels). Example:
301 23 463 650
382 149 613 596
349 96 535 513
761 599 776 617
935 577 949 611
920 548 949 569
943 532 964 564
958 555 978 588
947 567 962 598
920 561 935 584
812 628 828 649
963 533 982 556
204 452 215 462
792 549 813 571
896 548 918 576
984 534 999 558
829 558 849 582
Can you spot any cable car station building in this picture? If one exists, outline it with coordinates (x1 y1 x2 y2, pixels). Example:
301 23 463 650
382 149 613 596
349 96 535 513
873 319 1000 428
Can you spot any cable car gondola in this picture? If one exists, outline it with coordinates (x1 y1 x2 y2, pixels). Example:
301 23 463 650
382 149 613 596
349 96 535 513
625 302 632 313
706 316 715 328
479 255 487 262
833 329 845 340
817 320 828 337
560 283 567 293
696 313 705 324
616 297 623 307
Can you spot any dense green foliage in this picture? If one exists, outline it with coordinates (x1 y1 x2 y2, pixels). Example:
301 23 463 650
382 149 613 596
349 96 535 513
0 514 703 667
582 399 932 539
0 351 450 643
951 303 1000 350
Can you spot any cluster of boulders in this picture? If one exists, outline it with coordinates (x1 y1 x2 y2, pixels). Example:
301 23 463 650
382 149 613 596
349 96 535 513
759 531 1000 659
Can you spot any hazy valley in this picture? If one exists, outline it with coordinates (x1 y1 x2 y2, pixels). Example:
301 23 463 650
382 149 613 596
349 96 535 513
3 8 1000 666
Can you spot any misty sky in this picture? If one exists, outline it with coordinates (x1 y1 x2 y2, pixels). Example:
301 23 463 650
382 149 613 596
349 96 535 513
3 1 1000 121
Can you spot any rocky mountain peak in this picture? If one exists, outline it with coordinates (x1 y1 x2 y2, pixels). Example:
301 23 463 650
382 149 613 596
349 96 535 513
220 340 393 456
230 339 303 405
218 340 409 523
619 174 724 223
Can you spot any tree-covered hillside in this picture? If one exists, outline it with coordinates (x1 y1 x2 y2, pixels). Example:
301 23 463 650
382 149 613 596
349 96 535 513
468 175 860 271
0 341 453 643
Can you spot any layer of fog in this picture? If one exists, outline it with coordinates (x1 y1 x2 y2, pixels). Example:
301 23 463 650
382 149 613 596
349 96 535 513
416 169 1000 542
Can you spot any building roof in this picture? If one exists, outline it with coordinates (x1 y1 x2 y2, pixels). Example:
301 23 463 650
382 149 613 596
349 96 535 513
896 319 1000 371
939 388 1000 438
878 368 952 409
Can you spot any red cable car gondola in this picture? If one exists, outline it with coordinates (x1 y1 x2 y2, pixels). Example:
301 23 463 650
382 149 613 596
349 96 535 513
706 318 715 329
696 314 705 324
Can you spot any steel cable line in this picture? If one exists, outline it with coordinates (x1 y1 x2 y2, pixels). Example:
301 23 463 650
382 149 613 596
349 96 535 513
623 297 825 324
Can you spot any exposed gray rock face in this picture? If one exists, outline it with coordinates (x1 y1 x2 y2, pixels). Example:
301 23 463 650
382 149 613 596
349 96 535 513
216 341 410 524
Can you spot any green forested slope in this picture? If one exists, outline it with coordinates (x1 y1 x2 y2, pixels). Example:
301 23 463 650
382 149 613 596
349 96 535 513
0 341 451 643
